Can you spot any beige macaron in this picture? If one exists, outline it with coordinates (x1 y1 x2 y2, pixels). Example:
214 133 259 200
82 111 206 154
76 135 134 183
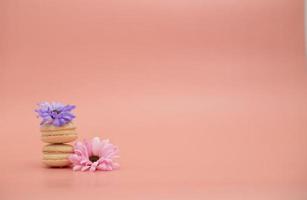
42 144 74 167
41 122 77 143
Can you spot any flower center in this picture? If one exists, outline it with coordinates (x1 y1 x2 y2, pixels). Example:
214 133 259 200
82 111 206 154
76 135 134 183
89 155 100 162
50 110 61 119
54 110 61 114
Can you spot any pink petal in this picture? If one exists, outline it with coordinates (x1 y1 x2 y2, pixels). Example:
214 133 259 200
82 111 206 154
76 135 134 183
75 142 89 158
98 139 110 157
103 146 119 159
112 163 120 169
98 163 107 170
81 166 90 171
97 164 106 171
73 165 82 171
90 163 98 172
96 165 104 171
92 137 102 156
69 154 81 164
83 139 92 156
99 163 113 171
106 165 113 171
104 158 112 163
90 167 96 172
80 159 90 165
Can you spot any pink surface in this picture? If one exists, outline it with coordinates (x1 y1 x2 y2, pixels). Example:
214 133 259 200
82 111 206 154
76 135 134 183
1 0 307 199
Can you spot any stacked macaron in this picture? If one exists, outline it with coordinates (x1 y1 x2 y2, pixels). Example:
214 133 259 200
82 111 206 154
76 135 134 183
42 143 74 167
35 102 77 167
41 122 77 144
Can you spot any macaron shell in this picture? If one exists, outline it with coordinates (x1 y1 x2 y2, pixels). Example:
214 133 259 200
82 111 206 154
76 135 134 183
42 154 72 167
41 132 77 143
40 122 76 132
43 159 71 167
43 143 74 153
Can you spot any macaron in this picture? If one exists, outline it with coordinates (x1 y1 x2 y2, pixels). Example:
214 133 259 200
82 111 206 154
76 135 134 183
41 122 77 143
42 144 74 167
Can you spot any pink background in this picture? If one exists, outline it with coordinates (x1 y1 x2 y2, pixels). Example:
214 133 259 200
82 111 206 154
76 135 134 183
1 0 307 199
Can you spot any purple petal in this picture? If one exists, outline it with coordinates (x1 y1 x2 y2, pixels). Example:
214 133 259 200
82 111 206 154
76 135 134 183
62 105 76 112
52 118 61 126
59 118 66 126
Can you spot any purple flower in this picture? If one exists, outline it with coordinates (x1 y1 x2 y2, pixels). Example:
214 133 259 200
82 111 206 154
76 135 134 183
35 102 76 127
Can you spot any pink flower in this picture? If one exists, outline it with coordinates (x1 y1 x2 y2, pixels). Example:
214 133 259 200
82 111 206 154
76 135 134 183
69 137 120 172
